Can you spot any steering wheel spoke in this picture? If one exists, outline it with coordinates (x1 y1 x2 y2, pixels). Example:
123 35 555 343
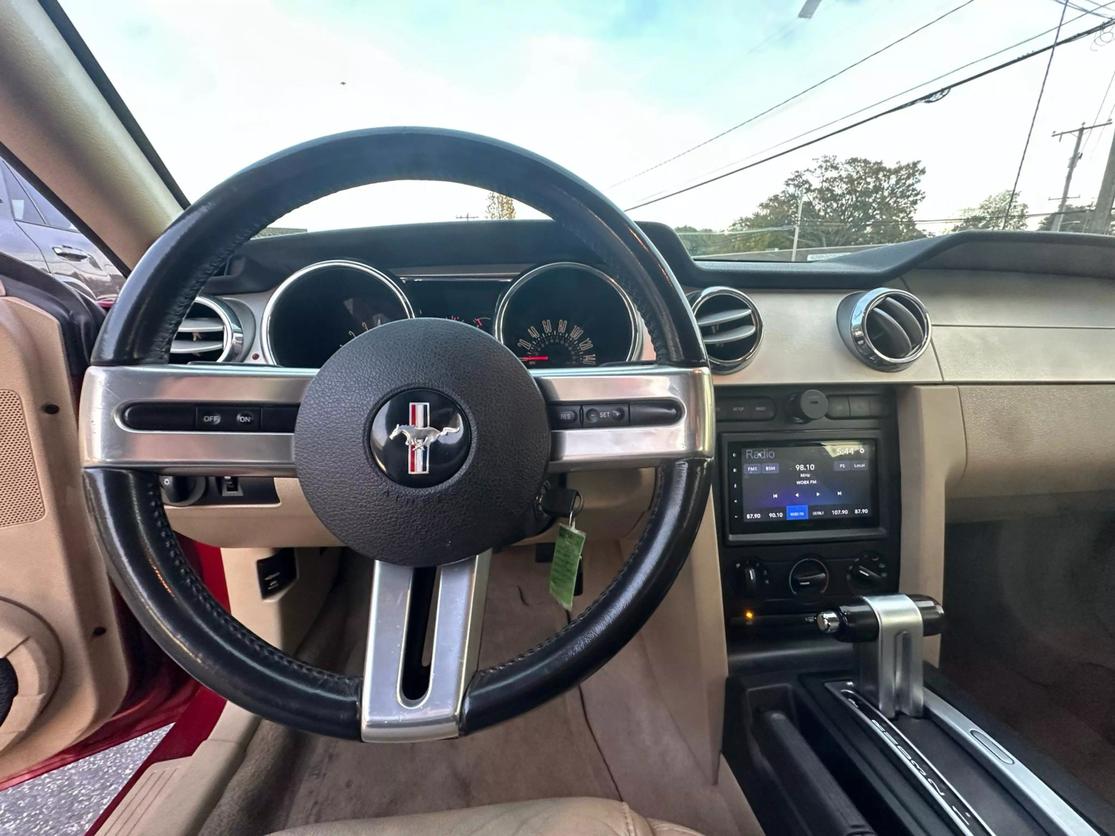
361 552 490 742
80 363 314 475
81 362 713 476
533 365 714 470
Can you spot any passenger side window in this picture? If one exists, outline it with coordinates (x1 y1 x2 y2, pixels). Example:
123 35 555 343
1 164 47 225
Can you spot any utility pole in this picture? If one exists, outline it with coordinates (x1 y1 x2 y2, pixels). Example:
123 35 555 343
1088 127 1115 234
1050 121 1109 232
790 193 806 261
798 0 823 18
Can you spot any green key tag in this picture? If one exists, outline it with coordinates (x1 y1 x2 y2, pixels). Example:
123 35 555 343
549 523 586 611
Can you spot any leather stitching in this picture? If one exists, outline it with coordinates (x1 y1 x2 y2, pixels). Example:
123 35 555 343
622 802 635 836
139 474 358 688
148 177 371 362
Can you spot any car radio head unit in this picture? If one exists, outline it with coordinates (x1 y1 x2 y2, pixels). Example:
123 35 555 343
723 436 883 541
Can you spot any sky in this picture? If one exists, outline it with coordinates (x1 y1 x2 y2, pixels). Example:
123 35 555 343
60 0 1115 236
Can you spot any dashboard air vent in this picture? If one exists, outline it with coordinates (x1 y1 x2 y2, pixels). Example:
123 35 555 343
690 287 762 373
837 288 931 371
170 296 243 363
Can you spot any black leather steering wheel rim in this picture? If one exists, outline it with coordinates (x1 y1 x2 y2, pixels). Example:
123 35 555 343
84 128 712 739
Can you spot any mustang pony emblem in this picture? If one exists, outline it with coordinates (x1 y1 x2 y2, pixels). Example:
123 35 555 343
390 402 462 475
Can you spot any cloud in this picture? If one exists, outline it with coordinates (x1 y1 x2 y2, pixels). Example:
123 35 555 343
60 0 1115 232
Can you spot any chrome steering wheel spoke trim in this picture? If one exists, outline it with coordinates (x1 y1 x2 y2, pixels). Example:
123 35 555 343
79 363 714 474
361 552 490 742
537 364 714 470
79 364 315 475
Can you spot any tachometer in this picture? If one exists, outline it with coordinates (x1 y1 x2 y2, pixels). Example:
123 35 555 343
494 262 640 369
262 260 413 367
513 319 597 367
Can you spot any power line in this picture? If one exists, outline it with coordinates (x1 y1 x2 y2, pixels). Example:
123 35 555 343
610 0 976 188
626 1 1115 209
1050 0 1109 17
1002 1 1069 228
624 13 1115 212
1081 64 1115 155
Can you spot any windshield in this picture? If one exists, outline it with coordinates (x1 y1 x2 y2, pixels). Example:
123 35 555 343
62 0 1115 261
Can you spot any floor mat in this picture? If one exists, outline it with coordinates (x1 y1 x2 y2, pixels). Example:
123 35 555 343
944 637 1115 810
941 515 1115 811
203 551 760 836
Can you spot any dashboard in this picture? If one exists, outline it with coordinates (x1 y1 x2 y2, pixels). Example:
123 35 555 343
227 256 645 371
168 221 1115 637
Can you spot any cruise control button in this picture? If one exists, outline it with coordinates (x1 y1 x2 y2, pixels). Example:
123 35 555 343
549 405 582 429
232 408 260 430
196 406 261 431
196 406 227 430
582 403 628 427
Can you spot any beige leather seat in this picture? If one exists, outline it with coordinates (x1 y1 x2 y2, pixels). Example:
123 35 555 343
270 798 702 836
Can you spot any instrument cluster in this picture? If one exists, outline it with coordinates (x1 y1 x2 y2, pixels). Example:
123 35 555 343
259 259 641 369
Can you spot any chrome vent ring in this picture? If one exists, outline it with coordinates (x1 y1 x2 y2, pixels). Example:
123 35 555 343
170 296 243 364
690 287 762 373
837 287 931 371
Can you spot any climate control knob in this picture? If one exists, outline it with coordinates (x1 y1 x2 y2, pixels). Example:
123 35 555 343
734 559 770 598
848 552 889 593
788 557 829 597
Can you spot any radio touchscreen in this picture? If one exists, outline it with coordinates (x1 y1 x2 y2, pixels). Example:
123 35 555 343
726 439 877 535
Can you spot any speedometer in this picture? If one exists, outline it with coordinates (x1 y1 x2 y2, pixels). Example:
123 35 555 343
513 319 597 367
495 262 640 369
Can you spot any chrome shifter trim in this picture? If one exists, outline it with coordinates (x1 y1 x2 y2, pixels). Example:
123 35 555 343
828 683 994 836
859 594 924 718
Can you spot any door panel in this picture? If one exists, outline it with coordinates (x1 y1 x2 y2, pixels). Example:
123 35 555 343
0 286 129 780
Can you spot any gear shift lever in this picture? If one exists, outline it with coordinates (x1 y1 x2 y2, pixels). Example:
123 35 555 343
815 594 944 718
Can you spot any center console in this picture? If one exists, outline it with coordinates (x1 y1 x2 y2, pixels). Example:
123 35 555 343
716 389 1114 834
714 386 901 632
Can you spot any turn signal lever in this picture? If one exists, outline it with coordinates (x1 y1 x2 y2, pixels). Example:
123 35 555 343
816 594 944 719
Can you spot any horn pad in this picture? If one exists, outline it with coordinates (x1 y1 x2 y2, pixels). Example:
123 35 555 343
294 318 550 567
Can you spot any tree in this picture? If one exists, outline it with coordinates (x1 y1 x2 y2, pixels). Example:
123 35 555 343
952 191 1028 231
674 225 737 257
1038 203 1101 234
485 192 516 220
728 155 927 252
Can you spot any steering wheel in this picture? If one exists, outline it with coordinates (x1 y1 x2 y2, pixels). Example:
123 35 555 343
80 128 714 741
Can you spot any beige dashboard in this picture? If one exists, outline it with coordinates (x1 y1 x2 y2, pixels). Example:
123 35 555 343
167 265 1115 554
